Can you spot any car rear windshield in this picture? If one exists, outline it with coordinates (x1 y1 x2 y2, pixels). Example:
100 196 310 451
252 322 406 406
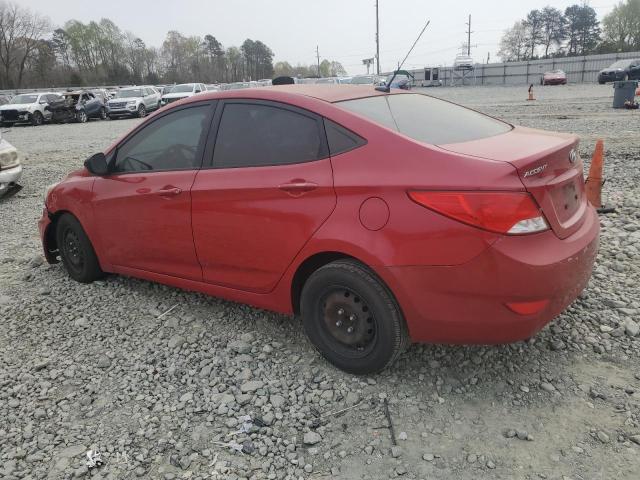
337 93 511 145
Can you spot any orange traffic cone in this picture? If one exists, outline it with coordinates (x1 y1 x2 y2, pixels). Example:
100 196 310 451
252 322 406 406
585 140 604 209
527 84 535 101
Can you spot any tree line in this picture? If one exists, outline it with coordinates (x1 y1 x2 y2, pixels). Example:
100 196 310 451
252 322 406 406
0 1 346 89
499 1 640 62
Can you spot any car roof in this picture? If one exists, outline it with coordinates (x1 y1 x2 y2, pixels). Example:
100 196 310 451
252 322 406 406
194 85 398 103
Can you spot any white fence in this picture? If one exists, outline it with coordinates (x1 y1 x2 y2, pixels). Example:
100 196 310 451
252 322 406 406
402 51 640 86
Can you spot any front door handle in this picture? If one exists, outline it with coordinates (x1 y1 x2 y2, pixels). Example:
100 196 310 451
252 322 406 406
278 180 318 196
157 186 182 196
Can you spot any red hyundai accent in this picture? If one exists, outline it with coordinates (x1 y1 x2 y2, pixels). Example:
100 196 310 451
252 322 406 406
39 85 599 374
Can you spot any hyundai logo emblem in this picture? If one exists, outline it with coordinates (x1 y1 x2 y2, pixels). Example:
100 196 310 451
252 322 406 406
569 149 577 164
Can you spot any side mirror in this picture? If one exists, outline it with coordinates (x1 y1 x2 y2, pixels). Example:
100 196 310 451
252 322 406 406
84 152 109 176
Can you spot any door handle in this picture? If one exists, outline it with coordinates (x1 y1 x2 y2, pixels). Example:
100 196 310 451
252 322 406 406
278 180 318 195
156 187 182 196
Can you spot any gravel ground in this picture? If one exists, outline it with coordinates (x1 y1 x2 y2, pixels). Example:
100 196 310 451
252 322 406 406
1 84 639 480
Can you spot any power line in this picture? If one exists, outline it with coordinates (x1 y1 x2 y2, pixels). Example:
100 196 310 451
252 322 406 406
375 0 380 75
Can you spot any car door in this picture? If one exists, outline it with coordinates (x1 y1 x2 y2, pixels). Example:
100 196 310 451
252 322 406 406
92 102 215 280
191 100 336 293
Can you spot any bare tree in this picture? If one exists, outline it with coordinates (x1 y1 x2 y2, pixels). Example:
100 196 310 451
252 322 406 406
0 1 51 88
540 6 567 57
498 21 530 62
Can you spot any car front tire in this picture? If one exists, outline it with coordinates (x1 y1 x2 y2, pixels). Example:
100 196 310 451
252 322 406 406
30 111 44 126
300 259 409 375
76 110 88 123
137 104 146 118
56 214 104 283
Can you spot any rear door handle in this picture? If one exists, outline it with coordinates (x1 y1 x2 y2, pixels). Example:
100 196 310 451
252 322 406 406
156 187 182 196
278 180 318 196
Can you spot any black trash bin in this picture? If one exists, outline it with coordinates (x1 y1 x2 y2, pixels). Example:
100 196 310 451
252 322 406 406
612 80 638 108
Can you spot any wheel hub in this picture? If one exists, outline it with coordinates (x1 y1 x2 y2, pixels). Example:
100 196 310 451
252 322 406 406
322 289 375 350
63 230 83 268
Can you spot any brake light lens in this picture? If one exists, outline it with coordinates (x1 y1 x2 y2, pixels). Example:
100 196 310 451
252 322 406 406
408 191 549 235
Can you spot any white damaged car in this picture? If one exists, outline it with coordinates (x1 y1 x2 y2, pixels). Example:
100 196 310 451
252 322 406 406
0 92 61 127
0 132 23 198
161 83 206 106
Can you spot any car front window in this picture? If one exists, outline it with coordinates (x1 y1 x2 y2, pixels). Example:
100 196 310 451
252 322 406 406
113 105 209 173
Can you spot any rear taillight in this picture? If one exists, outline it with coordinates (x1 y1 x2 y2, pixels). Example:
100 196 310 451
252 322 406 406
408 191 549 235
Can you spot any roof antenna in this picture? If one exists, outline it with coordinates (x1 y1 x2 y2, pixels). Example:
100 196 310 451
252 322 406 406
376 20 431 93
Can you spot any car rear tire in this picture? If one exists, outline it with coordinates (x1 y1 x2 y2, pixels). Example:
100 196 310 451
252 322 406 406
300 259 409 375
30 111 44 126
137 104 146 118
76 110 88 123
56 214 104 283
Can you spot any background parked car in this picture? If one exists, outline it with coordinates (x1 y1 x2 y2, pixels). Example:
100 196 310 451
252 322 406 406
108 86 161 119
541 69 568 85
350 75 377 85
386 73 413 90
315 77 340 85
598 59 640 84
0 130 22 198
161 83 206 105
48 91 107 123
0 92 61 126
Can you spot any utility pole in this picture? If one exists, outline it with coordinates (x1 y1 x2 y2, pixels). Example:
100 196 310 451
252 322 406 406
375 0 380 75
466 14 472 56
316 45 320 77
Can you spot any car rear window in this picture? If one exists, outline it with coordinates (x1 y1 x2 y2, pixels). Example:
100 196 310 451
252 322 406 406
337 93 511 145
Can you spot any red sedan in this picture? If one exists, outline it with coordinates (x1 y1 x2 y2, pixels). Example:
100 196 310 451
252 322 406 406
39 86 599 374
541 69 568 85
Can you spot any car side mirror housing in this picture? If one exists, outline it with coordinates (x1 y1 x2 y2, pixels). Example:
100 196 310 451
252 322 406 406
84 152 109 176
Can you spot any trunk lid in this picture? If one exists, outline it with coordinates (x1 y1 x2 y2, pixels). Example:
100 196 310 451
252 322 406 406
439 126 587 239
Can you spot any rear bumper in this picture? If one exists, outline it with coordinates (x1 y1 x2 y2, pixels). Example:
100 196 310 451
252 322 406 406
544 79 566 85
0 164 22 192
377 206 600 344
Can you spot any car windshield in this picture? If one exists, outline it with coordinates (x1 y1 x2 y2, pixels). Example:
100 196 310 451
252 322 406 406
116 89 143 98
609 60 633 69
351 76 374 85
170 84 194 93
10 94 39 104
338 93 512 145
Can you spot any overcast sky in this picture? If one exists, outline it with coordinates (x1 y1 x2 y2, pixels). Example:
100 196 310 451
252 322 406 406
23 0 616 75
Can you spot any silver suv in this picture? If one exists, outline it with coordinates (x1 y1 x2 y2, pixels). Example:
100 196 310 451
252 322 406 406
107 86 161 119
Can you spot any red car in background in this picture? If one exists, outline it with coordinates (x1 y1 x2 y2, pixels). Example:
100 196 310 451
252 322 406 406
541 69 568 85
39 86 599 374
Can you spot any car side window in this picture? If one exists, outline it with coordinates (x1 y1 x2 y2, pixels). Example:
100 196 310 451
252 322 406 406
212 103 324 168
324 119 366 156
113 105 210 173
